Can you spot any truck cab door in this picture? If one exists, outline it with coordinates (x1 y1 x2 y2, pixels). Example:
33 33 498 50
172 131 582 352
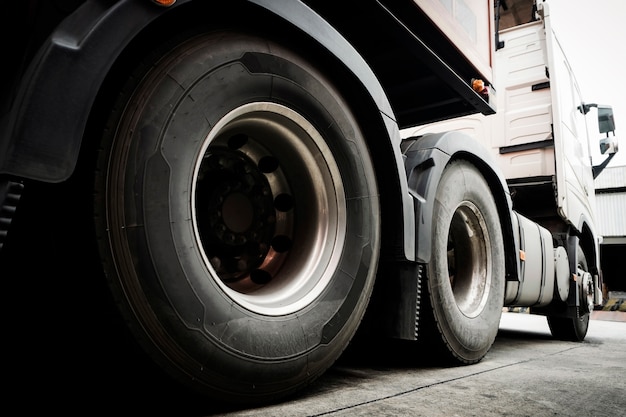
543 3 597 229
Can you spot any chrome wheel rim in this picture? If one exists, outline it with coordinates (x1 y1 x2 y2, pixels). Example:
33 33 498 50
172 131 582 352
447 201 492 318
192 102 346 316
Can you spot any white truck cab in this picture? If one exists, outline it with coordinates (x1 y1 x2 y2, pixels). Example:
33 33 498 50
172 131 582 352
403 0 618 336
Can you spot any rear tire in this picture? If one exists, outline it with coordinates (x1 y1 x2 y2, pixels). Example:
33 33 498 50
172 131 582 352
421 160 505 364
547 246 590 342
94 31 380 404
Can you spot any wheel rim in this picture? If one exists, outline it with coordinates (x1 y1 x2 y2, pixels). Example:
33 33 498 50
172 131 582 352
579 269 595 314
447 201 492 318
192 102 346 316
577 248 593 315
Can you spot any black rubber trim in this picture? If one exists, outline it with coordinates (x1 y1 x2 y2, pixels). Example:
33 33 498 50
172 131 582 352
532 81 550 91
499 139 554 154
0 180 24 250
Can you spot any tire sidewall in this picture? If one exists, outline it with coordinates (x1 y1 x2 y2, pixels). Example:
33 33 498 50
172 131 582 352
428 160 505 361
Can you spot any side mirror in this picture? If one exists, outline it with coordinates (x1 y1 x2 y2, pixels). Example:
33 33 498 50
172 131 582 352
597 105 616 134
599 136 619 155
596 105 618 155
591 105 618 178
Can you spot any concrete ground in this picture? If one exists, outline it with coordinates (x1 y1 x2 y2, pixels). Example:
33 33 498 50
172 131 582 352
203 311 626 417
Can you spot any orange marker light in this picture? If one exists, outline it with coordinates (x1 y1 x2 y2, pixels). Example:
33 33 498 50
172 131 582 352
471 78 490 100
519 250 526 261
472 78 485 93
152 0 176 6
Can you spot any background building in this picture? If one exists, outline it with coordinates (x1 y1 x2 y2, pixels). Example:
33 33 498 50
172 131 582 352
594 165 626 295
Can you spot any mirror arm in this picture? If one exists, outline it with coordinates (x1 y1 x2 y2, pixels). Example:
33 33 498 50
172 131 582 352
495 0 505 50
578 102 597 115
592 152 616 179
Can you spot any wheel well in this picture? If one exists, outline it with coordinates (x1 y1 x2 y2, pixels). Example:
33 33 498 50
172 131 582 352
82 0 407 263
86 1 290 149
578 223 599 275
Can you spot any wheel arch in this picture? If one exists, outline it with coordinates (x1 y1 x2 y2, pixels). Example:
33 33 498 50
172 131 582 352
565 214 601 290
402 131 520 282
572 219 602 306
1 0 414 261
2 0 166 183
577 219 600 276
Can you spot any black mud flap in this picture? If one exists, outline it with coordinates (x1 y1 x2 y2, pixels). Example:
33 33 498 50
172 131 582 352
0 179 24 250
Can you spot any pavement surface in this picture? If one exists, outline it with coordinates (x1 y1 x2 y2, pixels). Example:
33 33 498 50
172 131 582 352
200 311 626 417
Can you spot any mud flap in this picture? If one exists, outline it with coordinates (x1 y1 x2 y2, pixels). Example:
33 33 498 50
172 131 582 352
0 180 24 250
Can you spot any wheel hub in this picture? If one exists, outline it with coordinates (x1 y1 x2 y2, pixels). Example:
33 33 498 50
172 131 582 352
448 201 492 318
579 268 595 314
191 102 346 316
196 145 279 284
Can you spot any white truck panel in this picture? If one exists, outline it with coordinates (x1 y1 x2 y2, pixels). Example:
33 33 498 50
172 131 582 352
541 2 598 233
402 19 556 180
497 20 555 179
414 0 494 80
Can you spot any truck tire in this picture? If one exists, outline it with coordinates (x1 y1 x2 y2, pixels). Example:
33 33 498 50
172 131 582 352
547 246 590 341
94 31 380 404
421 159 505 364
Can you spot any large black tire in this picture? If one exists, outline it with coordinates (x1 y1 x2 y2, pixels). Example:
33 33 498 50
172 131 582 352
547 246 590 341
421 160 505 364
94 31 380 404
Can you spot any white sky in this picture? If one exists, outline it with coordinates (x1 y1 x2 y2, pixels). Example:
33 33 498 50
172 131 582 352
547 0 626 167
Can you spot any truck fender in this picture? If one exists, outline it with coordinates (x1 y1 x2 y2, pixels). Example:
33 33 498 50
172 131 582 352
1 0 164 182
0 0 415 261
402 131 520 281
569 219 602 307
367 130 519 341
